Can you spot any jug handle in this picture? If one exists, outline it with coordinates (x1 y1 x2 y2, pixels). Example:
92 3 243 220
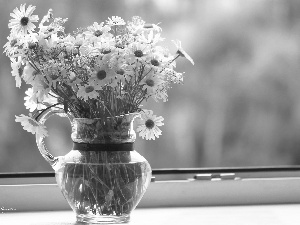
35 108 73 169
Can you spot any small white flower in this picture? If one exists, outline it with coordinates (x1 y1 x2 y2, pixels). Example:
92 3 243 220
142 23 162 32
15 114 48 138
8 4 39 36
10 57 23 88
136 110 164 140
43 64 61 89
39 9 53 30
3 34 21 57
127 16 145 35
106 16 125 26
24 88 40 112
163 68 184 84
153 86 168 102
139 30 164 45
23 64 36 83
43 33 60 48
22 64 49 99
66 71 81 91
38 15 67 39
172 39 194 65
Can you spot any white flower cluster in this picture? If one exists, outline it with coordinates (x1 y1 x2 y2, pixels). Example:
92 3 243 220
4 4 194 140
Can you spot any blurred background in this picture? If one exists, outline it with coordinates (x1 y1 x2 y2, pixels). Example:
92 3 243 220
1 0 300 172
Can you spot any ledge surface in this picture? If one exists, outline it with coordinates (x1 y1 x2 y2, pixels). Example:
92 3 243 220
0 205 300 225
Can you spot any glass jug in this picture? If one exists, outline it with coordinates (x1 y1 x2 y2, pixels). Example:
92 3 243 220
36 108 152 224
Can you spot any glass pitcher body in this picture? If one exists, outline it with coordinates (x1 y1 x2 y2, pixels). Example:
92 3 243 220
35 109 152 223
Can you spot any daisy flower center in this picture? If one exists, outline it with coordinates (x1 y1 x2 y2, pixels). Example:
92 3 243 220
43 82 49 89
134 50 143 57
70 77 76 83
28 118 38 127
102 49 111 54
10 39 17 47
50 74 59 80
94 30 103 37
143 24 153 29
74 42 82 48
32 70 39 76
176 50 185 58
145 78 155 87
97 70 106 80
20 17 29 26
116 69 125 75
28 42 37 49
151 59 159 66
85 86 94 93
115 43 124 49
145 119 155 129
18 67 24 76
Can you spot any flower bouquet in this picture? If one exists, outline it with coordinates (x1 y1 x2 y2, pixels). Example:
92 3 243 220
5 4 194 140
4 4 194 223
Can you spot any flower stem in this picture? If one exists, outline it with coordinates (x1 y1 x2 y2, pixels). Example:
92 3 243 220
34 102 62 121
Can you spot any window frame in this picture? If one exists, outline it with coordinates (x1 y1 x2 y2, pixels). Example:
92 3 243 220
1 166 300 212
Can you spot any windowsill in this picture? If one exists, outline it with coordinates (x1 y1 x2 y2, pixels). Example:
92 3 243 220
1 168 300 224
1 204 300 225
1 176 300 211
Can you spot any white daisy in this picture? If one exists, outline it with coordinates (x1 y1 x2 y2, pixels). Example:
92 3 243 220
90 59 116 89
113 63 135 84
64 34 86 53
66 71 81 91
15 114 48 139
126 16 145 35
106 16 126 26
107 67 129 88
172 39 194 65
84 22 111 41
77 84 99 101
139 30 164 45
31 81 51 103
8 4 39 36
43 33 60 48
127 42 149 61
136 110 164 140
23 65 51 102
140 71 164 96
90 67 108 88
90 38 115 56
145 52 168 72
24 88 58 112
43 65 61 89
114 67 127 83
142 23 162 32
23 63 40 85
3 34 22 57
24 88 41 112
